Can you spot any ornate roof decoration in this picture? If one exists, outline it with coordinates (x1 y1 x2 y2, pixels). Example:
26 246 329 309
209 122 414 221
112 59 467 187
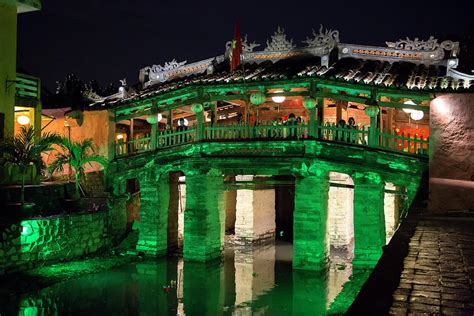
242 35 260 52
303 25 340 49
82 88 103 102
264 27 296 51
143 59 187 82
225 35 260 58
386 36 458 53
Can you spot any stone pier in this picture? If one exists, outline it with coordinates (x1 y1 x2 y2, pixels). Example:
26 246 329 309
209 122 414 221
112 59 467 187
327 172 354 254
293 170 330 270
136 174 170 256
234 175 276 244
353 172 386 266
168 173 180 252
384 182 401 243
184 169 225 261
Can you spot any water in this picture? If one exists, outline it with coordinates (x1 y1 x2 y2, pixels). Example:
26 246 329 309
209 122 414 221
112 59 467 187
6 242 372 315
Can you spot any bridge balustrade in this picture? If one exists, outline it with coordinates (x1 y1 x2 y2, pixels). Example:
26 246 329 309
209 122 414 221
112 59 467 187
114 121 429 158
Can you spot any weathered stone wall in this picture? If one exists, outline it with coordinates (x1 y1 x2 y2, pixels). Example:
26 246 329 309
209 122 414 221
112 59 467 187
429 93 474 212
0 212 107 275
327 172 354 252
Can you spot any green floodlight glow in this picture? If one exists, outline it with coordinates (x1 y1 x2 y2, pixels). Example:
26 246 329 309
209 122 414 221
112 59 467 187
21 223 33 236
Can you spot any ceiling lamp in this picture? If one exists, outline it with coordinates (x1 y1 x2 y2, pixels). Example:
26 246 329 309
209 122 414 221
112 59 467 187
17 115 30 125
116 134 124 140
410 110 424 121
271 95 286 103
402 100 416 113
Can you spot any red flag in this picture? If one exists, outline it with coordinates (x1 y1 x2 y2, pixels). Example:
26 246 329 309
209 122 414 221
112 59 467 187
230 20 242 71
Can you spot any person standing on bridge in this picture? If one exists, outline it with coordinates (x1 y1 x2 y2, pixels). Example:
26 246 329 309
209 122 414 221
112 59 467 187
177 118 188 143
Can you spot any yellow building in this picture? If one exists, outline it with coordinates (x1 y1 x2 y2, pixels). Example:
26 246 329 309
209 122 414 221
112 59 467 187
0 0 42 139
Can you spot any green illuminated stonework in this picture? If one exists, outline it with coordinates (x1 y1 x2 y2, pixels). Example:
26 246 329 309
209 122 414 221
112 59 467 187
353 172 386 266
293 170 330 270
184 168 224 262
109 139 426 269
136 174 170 256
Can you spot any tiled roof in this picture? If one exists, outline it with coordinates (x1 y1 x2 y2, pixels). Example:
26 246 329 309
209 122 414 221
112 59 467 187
94 56 474 109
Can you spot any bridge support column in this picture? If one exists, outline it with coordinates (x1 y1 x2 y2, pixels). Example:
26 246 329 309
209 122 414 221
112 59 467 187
235 176 276 244
353 172 385 266
184 168 224 261
136 174 170 256
293 171 329 270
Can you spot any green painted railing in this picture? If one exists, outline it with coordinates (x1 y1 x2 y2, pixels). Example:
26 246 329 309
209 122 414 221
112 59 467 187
115 121 429 158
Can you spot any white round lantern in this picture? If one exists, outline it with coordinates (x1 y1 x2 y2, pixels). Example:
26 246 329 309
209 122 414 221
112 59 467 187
410 110 424 121
17 115 30 125
271 95 286 103
403 100 416 113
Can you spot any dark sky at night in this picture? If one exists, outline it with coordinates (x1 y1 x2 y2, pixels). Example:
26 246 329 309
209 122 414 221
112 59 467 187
17 0 473 91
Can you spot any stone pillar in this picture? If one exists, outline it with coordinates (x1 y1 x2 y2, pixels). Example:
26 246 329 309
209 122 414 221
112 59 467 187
136 174 170 256
327 172 354 254
293 170 330 270
384 183 401 243
183 260 224 315
352 172 385 266
234 244 275 307
234 176 276 244
168 173 180 252
184 168 224 261
224 189 237 233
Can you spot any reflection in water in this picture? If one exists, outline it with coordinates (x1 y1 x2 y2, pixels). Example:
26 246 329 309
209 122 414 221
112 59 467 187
8 242 372 316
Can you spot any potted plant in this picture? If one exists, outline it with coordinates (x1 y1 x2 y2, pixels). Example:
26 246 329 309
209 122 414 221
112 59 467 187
0 126 60 214
48 137 108 210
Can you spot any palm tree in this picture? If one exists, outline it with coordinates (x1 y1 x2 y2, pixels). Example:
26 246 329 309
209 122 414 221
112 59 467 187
48 137 108 198
0 126 60 206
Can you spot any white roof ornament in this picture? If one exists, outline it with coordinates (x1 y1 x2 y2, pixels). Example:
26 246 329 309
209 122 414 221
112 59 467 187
387 36 454 51
225 35 260 57
143 59 187 82
264 27 296 51
242 35 260 52
303 25 340 50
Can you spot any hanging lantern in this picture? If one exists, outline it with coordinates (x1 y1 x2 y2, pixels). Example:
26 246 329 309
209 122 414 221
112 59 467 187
250 92 266 106
146 113 162 124
410 110 424 121
403 100 416 113
271 95 286 103
17 115 30 125
364 105 379 117
302 97 316 109
191 103 203 113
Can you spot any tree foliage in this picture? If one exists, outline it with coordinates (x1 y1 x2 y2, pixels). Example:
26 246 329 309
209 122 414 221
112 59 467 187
48 137 108 197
